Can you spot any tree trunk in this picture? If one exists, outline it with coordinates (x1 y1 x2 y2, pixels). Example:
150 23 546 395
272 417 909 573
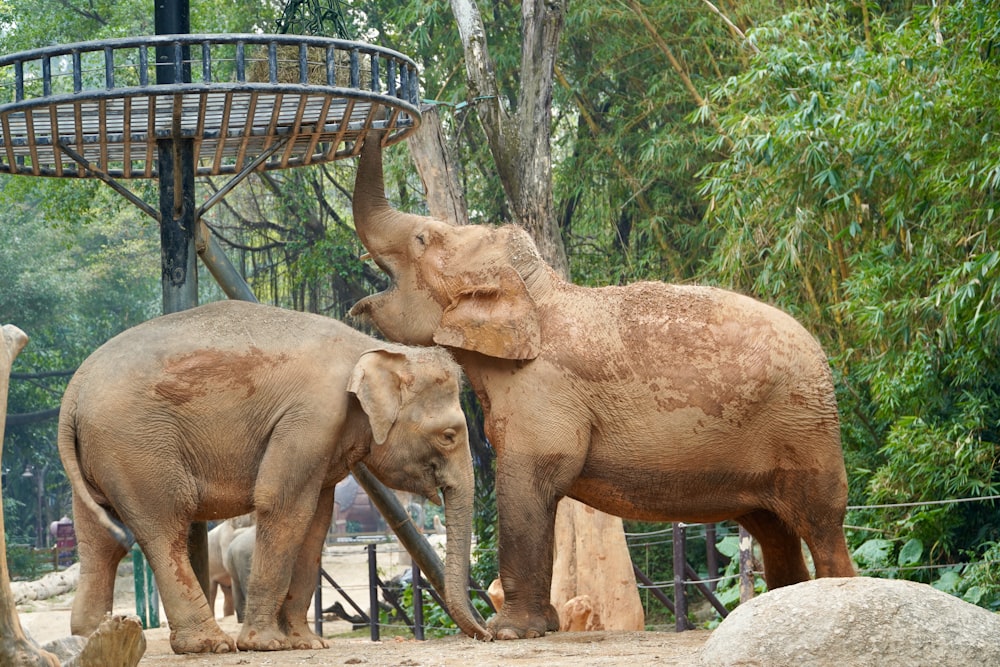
447 0 642 632
408 105 469 226
450 0 569 277
551 500 645 631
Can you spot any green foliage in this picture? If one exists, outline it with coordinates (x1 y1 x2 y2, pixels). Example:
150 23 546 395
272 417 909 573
380 580 494 639
698 0 1000 604
709 534 766 618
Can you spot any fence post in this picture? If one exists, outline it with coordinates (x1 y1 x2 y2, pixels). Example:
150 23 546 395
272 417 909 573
672 522 687 632
705 523 718 591
314 568 323 637
412 562 425 640
367 543 380 641
738 525 755 603
131 543 160 629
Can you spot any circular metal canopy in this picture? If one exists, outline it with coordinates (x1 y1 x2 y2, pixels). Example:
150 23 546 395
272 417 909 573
0 34 421 179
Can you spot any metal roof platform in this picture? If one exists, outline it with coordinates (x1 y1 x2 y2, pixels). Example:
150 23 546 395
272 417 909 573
0 33 421 179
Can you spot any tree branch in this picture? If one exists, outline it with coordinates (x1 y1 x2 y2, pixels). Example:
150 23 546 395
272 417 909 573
10 370 75 380
6 407 60 427
622 0 733 150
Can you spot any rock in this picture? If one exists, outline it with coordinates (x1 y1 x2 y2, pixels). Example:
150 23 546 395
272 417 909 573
487 578 504 612
700 576 1000 667
560 595 603 632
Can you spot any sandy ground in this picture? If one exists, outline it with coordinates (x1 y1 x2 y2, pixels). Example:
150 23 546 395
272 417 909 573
16 538 710 666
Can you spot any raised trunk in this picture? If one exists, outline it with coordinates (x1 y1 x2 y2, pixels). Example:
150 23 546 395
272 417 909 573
353 133 404 259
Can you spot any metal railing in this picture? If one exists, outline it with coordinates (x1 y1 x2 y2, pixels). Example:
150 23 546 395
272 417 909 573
0 34 421 177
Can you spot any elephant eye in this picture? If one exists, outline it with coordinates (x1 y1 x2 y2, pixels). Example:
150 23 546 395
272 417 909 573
441 428 457 445
415 232 427 246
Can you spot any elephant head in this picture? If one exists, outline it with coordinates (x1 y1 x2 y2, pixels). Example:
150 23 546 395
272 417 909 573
347 347 488 639
351 133 545 361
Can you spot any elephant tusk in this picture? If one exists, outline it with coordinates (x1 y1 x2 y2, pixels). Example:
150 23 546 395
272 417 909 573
358 252 372 262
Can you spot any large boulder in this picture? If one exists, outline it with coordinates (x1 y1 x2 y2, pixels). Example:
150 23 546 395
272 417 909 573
700 576 1000 667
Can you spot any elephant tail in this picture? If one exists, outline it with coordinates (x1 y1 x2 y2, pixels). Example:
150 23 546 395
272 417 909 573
56 375 132 547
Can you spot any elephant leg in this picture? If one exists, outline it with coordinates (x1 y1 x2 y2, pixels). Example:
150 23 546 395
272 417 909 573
803 522 856 579
70 496 126 637
133 518 234 654
238 452 325 652
736 509 811 589
278 488 335 650
488 454 563 640
220 582 234 617
231 570 246 624
789 477 856 579
208 580 218 616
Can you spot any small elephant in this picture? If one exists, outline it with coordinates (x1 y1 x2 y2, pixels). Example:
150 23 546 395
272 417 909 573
58 300 488 654
350 133 856 639
207 515 254 618
223 524 255 623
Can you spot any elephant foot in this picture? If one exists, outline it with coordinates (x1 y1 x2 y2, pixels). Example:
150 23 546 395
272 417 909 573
288 623 330 651
286 629 330 650
236 624 291 651
487 604 560 640
169 623 237 654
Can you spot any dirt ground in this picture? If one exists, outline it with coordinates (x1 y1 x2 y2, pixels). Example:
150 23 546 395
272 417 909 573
16 539 711 666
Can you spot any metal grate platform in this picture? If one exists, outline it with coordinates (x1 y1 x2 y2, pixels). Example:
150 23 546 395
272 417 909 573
0 34 421 178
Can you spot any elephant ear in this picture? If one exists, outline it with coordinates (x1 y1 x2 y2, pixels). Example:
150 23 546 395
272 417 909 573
347 349 409 445
433 266 541 360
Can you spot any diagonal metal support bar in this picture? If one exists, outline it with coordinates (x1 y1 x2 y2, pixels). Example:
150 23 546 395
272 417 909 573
197 134 293 219
56 141 160 221
195 221 258 303
60 139 258 305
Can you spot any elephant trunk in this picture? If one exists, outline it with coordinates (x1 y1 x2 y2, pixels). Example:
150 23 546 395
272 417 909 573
442 481 492 640
353 131 400 258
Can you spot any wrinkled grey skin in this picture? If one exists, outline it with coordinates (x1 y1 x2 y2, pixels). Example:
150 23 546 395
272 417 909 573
207 523 235 618
58 301 487 654
223 525 255 624
350 134 856 640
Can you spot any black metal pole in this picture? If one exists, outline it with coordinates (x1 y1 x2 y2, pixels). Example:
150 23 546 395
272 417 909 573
367 544 380 641
155 0 209 599
673 522 688 632
314 568 325 638
412 563 424 640
706 523 719 592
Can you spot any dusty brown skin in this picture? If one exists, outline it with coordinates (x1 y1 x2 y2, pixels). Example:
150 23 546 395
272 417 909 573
1 325 60 666
57 301 487 654
350 134 856 640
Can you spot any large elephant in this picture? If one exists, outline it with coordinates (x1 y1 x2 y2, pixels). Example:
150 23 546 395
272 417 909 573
350 134 856 639
57 300 488 654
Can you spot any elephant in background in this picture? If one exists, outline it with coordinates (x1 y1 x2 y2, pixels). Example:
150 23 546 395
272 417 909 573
58 300 488 654
207 514 255 618
223 525 256 623
350 133 856 639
